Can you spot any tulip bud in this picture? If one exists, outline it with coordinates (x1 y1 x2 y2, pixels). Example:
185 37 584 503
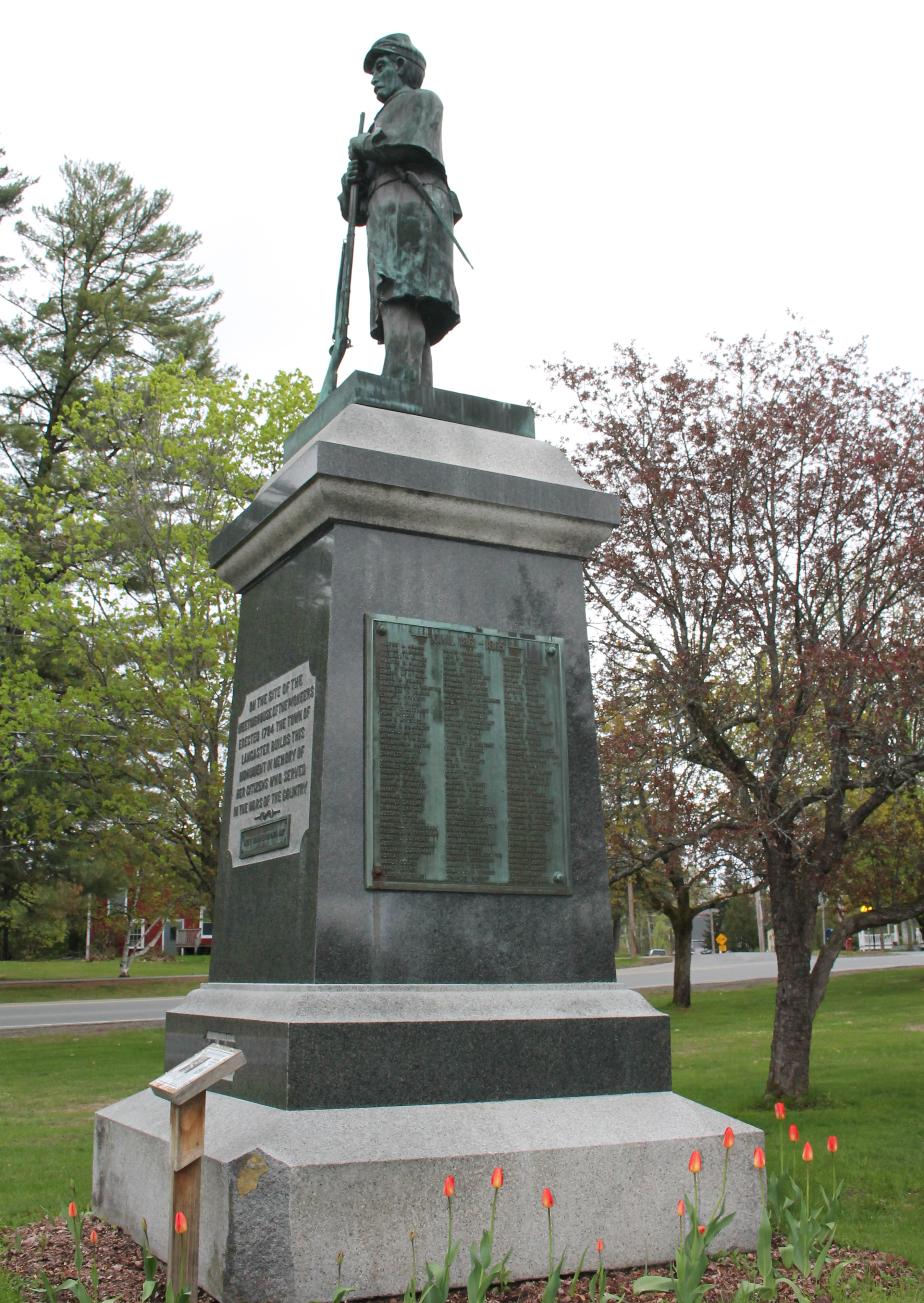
723 1127 735 1150
753 1146 766 1169
676 1198 686 1217
174 1211 188 1235
698 1225 706 1235
773 1101 786 1120
336 1251 344 1267
89 1228 98 1247
802 1142 814 1163
596 1238 604 1254
541 1187 554 1209
442 1175 455 1199
788 1124 799 1143
688 1150 702 1174
827 1135 838 1154
67 1202 78 1219
490 1166 504 1190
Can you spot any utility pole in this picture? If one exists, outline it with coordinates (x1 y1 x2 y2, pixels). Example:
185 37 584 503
755 891 765 952
85 896 93 962
626 879 638 956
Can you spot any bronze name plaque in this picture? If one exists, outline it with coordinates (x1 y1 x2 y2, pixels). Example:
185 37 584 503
365 615 570 894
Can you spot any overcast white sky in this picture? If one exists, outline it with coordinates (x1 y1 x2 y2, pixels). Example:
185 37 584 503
3 0 923 441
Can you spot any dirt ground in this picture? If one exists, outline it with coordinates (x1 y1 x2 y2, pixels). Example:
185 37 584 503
3 1214 921 1302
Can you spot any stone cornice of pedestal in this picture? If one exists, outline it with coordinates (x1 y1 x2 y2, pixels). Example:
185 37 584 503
211 403 619 593
171 980 663 1027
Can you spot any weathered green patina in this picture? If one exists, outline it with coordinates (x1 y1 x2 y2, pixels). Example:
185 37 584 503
365 615 571 895
339 34 461 388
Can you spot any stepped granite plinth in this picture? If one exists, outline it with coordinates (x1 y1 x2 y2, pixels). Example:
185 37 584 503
94 377 762 1300
164 983 671 1110
95 1090 763 1302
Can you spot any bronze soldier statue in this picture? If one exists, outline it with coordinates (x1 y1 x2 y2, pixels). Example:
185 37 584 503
340 34 461 388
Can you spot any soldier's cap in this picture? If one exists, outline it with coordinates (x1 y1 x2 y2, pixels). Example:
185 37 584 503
363 34 426 77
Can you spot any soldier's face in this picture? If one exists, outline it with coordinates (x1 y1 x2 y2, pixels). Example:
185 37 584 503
371 56 403 103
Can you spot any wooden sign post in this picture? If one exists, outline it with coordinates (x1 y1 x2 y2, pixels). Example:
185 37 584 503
150 1043 246 1299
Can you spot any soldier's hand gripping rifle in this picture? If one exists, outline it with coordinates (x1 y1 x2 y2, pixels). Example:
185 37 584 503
318 112 365 404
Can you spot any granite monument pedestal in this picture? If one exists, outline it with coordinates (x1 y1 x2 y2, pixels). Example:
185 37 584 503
94 377 762 1300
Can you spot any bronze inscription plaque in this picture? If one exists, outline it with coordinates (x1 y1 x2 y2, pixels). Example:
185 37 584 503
365 615 570 893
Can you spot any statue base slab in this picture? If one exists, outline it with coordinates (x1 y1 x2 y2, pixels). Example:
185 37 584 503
94 1088 763 1301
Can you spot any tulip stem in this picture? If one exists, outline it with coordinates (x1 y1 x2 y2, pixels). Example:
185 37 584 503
711 1149 730 1222
547 1207 553 1281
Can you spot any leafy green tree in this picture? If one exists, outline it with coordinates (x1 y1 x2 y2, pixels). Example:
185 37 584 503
550 328 924 1099
0 523 123 957
600 697 758 1005
1 159 220 500
0 148 31 282
55 364 315 906
0 160 228 955
716 893 759 951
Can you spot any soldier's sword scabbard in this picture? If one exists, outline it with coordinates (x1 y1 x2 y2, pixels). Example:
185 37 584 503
394 166 474 270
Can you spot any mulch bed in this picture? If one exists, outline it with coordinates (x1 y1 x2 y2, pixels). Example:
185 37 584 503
3 1215 920 1301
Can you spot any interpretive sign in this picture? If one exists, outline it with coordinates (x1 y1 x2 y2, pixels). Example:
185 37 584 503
366 615 570 894
228 661 316 866
150 1042 246 1106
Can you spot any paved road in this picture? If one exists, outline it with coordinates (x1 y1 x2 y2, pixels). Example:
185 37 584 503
617 949 924 990
2 951 922 1030
0 995 183 1032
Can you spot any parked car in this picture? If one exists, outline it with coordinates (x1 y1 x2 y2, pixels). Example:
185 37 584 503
648 947 667 956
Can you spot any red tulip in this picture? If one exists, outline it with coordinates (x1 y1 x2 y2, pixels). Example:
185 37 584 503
490 1166 504 1189
688 1150 702 1174
827 1135 838 1154
596 1238 604 1254
773 1101 786 1120
89 1228 98 1247
174 1211 188 1235
676 1198 686 1217
788 1124 799 1143
802 1142 814 1163
67 1202 77 1219
753 1146 766 1169
443 1175 455 1199
697 1225 706 1235
723 1127 735 1150
541 1187 554 1209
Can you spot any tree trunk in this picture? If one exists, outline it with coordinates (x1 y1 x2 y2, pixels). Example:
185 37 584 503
626 879 638 956
118 926 133 977
0 922 10 961
765 857 817 1100
611 906 622 956
671 908 694 1008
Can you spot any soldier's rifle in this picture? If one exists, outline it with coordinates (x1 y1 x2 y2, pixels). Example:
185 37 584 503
318 112 365 403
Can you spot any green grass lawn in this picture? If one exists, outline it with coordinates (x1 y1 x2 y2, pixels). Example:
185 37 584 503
650 967 924 1267
1 968 921 1293
0 977 206 1003
0 1027 164 1227
614 954 670 968
0 955 210 983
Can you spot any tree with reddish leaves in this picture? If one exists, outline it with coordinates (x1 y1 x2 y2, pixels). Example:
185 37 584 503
549 328 924 1099
599 697 759 1007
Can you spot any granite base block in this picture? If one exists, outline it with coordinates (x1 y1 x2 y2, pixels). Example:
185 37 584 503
164 982 671 1109
94 1090 763 1302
